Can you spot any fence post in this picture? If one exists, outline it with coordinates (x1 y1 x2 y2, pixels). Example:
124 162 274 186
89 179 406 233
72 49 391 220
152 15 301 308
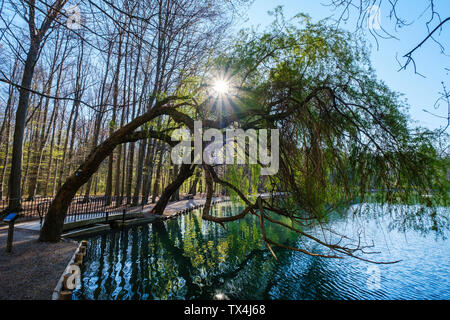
3 213 18 253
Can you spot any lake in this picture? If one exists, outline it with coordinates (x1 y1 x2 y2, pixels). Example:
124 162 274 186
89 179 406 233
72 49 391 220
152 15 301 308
72 203 450 300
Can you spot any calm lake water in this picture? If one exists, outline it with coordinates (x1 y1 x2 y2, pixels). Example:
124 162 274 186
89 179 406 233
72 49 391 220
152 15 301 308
73 203 450 300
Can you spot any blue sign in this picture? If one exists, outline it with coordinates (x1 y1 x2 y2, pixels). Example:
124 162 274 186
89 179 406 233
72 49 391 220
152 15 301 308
3 213 18 223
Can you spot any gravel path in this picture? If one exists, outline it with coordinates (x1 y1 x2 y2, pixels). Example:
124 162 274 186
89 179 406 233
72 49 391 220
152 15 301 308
0 225 78 300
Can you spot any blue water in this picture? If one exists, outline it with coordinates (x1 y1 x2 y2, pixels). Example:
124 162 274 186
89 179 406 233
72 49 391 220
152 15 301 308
73 203 450 300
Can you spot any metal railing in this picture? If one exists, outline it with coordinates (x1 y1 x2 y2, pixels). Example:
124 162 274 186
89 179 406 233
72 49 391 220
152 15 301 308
1 197 53 221
1 195 148 224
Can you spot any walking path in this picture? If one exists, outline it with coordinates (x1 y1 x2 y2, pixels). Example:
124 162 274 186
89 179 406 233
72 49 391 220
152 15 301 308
0 225 77 300
140 196 229 217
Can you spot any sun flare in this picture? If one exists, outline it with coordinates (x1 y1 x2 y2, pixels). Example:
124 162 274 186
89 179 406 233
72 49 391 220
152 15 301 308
212 79 230 95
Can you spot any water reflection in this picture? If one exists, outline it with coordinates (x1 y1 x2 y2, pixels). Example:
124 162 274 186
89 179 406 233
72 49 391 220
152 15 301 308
73 204 450 300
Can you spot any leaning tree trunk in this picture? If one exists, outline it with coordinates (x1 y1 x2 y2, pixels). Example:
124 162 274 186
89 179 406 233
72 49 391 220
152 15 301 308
151 164 196 215
39 136 124 241
39 99 179 241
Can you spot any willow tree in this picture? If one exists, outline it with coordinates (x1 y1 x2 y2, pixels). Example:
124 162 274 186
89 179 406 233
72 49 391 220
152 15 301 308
39 13 448 264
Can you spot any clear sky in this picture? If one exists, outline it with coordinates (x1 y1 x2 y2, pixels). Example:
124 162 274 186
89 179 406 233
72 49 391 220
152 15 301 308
236 0 450 132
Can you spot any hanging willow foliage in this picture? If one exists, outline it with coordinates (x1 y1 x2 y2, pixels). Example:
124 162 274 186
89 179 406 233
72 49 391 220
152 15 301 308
193 11 449 262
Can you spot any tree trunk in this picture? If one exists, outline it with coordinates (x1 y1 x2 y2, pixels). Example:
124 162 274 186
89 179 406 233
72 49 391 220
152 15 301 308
0 109 12 200
51 107 66 197
27 88 55 200
151 146 164 203
43 104 59 196
125 141 135 204
83 111 104 202
7 39 40 211
151 164 195 215
188 168 201 196
39 98 176 241
170 165 180 201
141 138 156 205
6 0 68 211
133 139 146 205
105 34 122 205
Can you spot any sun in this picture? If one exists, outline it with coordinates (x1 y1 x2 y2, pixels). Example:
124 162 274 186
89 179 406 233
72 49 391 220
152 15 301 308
212 79 230 96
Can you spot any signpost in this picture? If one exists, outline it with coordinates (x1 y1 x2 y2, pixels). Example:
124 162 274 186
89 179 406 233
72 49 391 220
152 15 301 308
3 213 19 253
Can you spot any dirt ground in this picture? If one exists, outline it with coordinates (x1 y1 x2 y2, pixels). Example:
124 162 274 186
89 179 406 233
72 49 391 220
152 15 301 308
0 225 77 300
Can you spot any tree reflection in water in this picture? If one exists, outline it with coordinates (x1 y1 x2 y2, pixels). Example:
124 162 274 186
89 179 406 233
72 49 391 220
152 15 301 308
73 204 295 300
73 203 450 300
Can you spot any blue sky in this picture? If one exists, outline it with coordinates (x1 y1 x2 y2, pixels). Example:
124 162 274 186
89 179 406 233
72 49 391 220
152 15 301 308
237 0 450 132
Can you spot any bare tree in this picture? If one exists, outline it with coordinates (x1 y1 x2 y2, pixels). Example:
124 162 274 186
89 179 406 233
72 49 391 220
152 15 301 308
2 0 68 211
329 0 450 131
